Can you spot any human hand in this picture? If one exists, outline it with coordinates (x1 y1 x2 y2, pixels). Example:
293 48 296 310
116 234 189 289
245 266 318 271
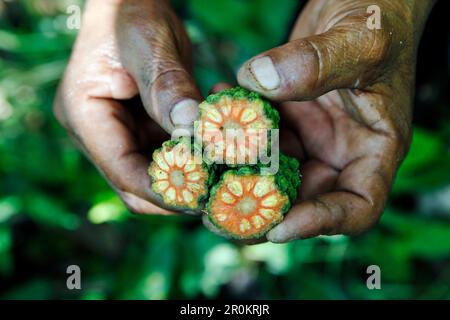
54 0 202 215
236 0 436 242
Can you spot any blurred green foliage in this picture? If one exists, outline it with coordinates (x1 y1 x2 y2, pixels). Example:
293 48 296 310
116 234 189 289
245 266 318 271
0 0 449 300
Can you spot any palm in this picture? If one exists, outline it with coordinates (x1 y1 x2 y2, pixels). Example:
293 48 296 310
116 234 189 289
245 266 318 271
279 88 392 203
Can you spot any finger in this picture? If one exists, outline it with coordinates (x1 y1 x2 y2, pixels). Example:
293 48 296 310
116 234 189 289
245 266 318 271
279 127 305 161
267 192 374 242
86 69 139 100
68 97 178 214
118 190 174 215
69 134 175 216
237 18 390 101
139 69 202 133
64 125 182 216
202 214 234 240
54 66 139 131
267 155 395 242
117 21 202 133
298 160 339 201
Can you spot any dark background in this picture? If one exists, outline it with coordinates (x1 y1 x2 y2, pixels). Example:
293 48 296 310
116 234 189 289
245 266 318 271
0 0 449 299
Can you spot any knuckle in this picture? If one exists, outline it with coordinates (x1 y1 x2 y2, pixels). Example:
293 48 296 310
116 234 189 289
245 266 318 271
304 39 323 88
364 28 390 66
137 35 185 91
341 19 390 69
332 14 392 83
349 194 386 236
151 68 189 92
314 197 346 235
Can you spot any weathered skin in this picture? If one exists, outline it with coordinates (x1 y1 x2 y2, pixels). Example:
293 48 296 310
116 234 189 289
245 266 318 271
235 0 437 242
54 0 436 242
53 0 200 215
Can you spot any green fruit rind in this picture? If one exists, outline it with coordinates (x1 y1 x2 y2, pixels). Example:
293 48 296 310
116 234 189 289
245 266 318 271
197 86 280 167
148 137 216 211
206 153 301 239
205 169 282 240
203 86 280 129
276 153 301 204
147 88 301 240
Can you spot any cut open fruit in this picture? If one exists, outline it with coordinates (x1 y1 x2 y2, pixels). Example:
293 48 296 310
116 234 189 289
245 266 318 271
148 137 214 210
195 87 279 166
207 158 300 239
147 88 301 240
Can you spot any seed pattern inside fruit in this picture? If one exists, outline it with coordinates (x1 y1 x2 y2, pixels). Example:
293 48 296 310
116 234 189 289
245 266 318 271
197 96 273 165
209 173 288 238
148 141 209 209
170 170 185 186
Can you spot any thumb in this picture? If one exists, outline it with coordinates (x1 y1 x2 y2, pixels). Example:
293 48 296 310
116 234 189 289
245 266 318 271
117 19 202 134
138 65 202 133
237 23 390 101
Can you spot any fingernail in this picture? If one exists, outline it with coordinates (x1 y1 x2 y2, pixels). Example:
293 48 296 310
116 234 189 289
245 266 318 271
266 224 287 243
250 56 280 90
170 99 199 126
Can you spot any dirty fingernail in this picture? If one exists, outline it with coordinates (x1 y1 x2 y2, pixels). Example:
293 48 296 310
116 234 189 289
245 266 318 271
170 99 199 126
250 56 280 90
